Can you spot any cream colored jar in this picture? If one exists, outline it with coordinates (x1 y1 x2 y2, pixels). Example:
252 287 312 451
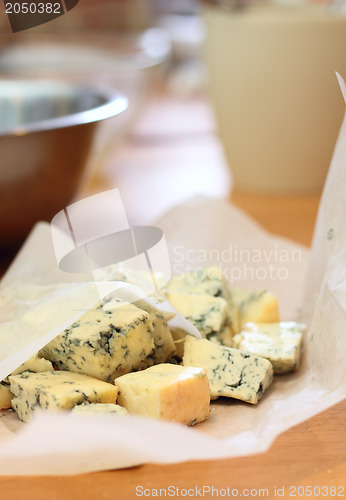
203 4 346 193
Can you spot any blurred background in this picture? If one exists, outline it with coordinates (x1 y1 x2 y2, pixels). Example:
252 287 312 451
1 0 346 269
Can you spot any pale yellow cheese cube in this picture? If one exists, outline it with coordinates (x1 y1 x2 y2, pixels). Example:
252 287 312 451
7 354 53 379
231 289 280 329
167 293 230 337
9 370 118 422
0 354 53 409
40 300 155 382
167 292 234 355
165 267 240 334
233 321 305 374
183 336 273 404
115 364 210 425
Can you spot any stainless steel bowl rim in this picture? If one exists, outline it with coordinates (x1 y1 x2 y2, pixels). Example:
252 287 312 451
0 82 128 136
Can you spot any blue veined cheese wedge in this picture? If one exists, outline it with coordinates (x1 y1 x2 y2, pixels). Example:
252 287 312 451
164 267 240 334
182 336 273 404
115 364 210 425
133 298 176 369
0 354 53 410
166 292 233 351
71 403 128 416
233 322 305 374
230 289 280 329
9 370 118 423
39 300 155 383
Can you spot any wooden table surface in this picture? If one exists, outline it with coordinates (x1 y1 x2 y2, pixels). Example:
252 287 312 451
0 91 345 499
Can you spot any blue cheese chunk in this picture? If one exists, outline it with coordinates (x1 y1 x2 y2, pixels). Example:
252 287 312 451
165 267 240 334
0 354 53 410
231 289 280 329
9 370 118 422
233 322 305 374
40 300 155 383
7 354 53 379
167 292 233 351
71 403 128 416
115 364 210 425
167 293 230 338
182 336 273 404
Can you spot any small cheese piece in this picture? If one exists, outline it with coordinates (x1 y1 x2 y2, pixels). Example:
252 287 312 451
168 327 186 359
167 292 231 340
71 403 128 416
115 364 210 425
183 336 273 404
167 292 234 351
206 326 233 348
9 370 118 422
165 267 240 334
133 298 176 369
169 322 234 359
233 322 305 374
0 354 54 410
8 354 53 378
231 289 279 329
0 383 12 410
2 353 53 384
40 300 155 383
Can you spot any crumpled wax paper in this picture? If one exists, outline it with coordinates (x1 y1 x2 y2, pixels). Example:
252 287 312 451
0 81 346 477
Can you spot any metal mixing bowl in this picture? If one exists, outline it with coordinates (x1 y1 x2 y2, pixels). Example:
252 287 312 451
0 29 170 188
0 80 127 246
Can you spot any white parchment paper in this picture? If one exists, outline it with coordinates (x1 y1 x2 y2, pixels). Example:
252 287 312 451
0 82 346 475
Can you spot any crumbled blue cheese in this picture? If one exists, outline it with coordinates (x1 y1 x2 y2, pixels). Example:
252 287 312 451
0 354 53 410
39 300 155 383
9 370 118 422
71 403 128 416
182 336 273 404
165 267 240 334
115 363 210 425
230 289 280 329
233 322 305 374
